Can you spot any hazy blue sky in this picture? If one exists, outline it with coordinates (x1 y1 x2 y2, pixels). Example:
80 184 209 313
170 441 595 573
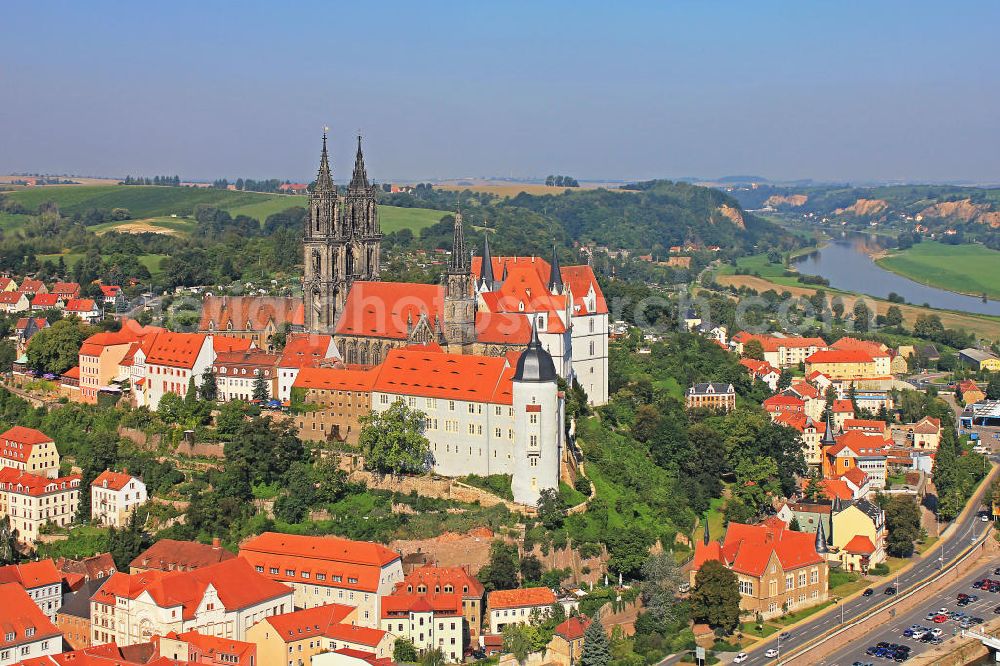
3 1 998 184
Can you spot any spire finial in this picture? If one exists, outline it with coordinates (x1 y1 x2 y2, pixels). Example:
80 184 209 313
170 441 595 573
815 516 829 554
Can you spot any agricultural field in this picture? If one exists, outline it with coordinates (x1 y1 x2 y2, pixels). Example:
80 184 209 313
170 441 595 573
876 241 1000 301
2 185 445 234
90 216 197 235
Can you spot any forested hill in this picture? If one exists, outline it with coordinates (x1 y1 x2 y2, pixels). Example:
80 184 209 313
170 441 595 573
398 180 795 259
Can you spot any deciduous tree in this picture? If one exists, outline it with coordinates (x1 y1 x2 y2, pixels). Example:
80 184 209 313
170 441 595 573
690 560 741 633
358 401 430 476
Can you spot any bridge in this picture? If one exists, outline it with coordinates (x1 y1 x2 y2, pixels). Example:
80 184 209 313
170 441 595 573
962 628 1000 660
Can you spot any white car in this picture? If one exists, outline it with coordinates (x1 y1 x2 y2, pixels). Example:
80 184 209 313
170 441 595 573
765 648 779 658
733 654 748 663
982 515 990 522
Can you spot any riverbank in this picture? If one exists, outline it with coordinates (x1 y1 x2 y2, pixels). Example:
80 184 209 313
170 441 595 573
713 272 1000 341
875 241 1000 301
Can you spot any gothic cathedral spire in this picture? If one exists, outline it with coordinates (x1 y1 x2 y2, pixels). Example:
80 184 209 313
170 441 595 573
450 211 469 275
444 210 476 349
548 244 564 294
316 130 335 193
349 135 369 191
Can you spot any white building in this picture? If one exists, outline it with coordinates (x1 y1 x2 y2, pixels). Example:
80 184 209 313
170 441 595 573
90 470 147 528
239 532 404 628
0 560 63 621
143 332 214 410
370 327 563 507
380 592 465 662
275 333 338 404
0 468 80 543
487 587 557 633
89 557 293 646
0 582 62 665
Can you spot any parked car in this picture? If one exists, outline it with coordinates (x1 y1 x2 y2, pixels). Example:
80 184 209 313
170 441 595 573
733 654 748 664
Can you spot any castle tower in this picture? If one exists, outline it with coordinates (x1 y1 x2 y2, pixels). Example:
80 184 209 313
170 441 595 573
303 133 382 333
304 131 342 332
443 212 476 348
511 322 562 506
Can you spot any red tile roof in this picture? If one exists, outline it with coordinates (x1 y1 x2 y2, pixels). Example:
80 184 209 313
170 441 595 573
843 534 876 554
732 332 827 352
788 381 820 399
763 394 805 411
62 366 80 380
475 311 533 345
839 465 869 487
278 333 335 368
911 416 942 434
0 559 62 589
79 329 144 357
261 603 355 641
162 630 256 663
397 565 485 599
806 349 874 364
831 337 889 357
199 295 304 331
239 532 400 594
0 468 80 496
18 279 45 293
144 332 209 369
0 291 26 305
832 399 854 413
382 591 462 618
212 349 278 371
92 470 137 491
94 558 291 620
487 586 556 610
373 347 514 405
336 282 445 339
0 582 61 651
130 539 235 572
293 367 377 392
740 358 778 376
212 337 254 353
15 317 48 332
2 426 53 446
843 419 886 432
51 281 81 296
31 293 62 308
99 285 121 298
65 298 98 313
828 430 890 457
554 615 591 641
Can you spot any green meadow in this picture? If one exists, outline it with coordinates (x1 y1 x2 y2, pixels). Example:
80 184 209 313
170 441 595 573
876 241 1000 300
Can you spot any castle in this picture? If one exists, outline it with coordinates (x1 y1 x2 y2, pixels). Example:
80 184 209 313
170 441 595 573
299 134 608 405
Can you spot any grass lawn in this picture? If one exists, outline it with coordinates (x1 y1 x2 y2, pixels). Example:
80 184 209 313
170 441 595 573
91 215 197 235
829 570 869 597
884 556 911 575
877 241 1000 300
916 536 940 555
379 206 447 234
652 376 684 400
35 525 109 560
705 495 727 541
773 599 835 626
559 481 588 507
740 621 780 638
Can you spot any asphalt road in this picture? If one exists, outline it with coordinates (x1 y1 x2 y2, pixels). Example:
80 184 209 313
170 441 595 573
815 560 1000 665
734 466 999 666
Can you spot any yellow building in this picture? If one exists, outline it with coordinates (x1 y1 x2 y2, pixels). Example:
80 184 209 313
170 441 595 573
0 468 80 543
959 348 1000 372
805 350 878 380
0 426 60 478
246 604 392 666
832 499 886 571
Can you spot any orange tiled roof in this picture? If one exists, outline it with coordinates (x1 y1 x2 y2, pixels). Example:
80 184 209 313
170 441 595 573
336 281 445 339
740 358 777 376
94 558 290 620
839 465 869 487
199 295 304 331
130 539 235 572
843 534 876 554
212 337 254 353
31 293 62 308
278 333 335 368
51 281 81 295
144 332 208 369
828 430 890 457
261 603 355 641
763 394 804 410
831 337 889 357
788 381 820 399
91 470 137 491
475 311 533 345
293 366 377 392
397 565 485 599
18 278 45 293
99 284 121 297
15 317 48 332
62 365 80 380
732 332 827 352
0 559 62 589
806 349 874 364
212 349 278 371
832 399 854 413
706 520 823 577
0 291 25 304
0 582 61 650
554 615 591 641
65 298 98 313
163 630 256 662
2 425 53 446
487 586 556 610
911 416 942 434
843 419 886 431
0 468 81 496
381 591 462 618
373 347 514 405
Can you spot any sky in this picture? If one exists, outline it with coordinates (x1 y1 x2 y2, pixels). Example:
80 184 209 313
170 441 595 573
2 1 999 184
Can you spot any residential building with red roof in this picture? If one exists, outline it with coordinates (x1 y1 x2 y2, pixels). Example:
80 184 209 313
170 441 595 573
691 520 828 620
55 553 117 585
64 298 102 323
0 426 60 478
30 293 64 312
144 332 214 409
89 557 294 646
98 284 124 309
154 630 256 666
0 290 31 313
823 430 890 489
199 295 304 351
51 282 81 300
396 565 486 640
13 317 48 352
0 582 62 662
730 332 828 368
129 539 235 575
238 532 404 628
0 559 63 621
12 641 183 665
0 468 81 543
547 615 591 665
739 358 780 391
842 419 889 437
380 591 464 661
0 277 18 293
91 470 147 528
957 379 986 405
831 337 892 375
487 587 557 632
805 349 880 381
763 394 805 419
275 333 338 403
831 399 855 429
77 328 150 404
18 279 46 296
773 413 827 467
291 366 375 444
210 350 279 402
895 416 943 450
368 332 564 506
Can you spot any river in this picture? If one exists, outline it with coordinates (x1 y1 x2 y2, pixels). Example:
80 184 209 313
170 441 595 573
792 233 1000 317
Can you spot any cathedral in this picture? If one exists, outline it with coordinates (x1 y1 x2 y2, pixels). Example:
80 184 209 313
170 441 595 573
302 133 610 405
303 133 382 332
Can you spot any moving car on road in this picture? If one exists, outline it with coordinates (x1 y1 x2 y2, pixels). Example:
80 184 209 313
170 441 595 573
733 653 748 663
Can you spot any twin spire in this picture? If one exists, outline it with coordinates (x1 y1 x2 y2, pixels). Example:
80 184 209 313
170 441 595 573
449 210 468 274
313 130 369 194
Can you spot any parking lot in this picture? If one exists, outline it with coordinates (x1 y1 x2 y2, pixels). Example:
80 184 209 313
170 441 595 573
818 560 1000 665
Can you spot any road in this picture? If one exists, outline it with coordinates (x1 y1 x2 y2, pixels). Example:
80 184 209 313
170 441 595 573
815 560 1000 665
734 459 999 666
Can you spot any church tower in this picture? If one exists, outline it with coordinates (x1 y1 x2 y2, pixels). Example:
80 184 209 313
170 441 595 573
303 133 382 333
443 211 476 348
304 131 342 333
